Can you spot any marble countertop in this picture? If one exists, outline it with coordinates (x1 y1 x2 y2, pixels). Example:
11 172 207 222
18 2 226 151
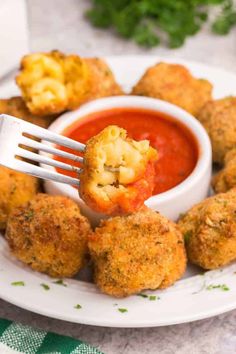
1 1 236 353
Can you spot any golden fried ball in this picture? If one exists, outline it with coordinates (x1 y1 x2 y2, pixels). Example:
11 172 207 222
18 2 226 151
0 167 39 229
16 51 123 116
198 97 236 164
6 194 92 278
178 189 236 269
79 125 158 215
89 209 186 297
132 62 212 116
212 149 236 193
0 96 55 128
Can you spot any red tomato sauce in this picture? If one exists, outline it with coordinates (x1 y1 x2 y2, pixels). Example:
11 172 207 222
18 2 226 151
56 108 198 195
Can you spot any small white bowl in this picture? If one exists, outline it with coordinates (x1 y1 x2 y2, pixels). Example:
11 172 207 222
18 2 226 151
44 96 212 223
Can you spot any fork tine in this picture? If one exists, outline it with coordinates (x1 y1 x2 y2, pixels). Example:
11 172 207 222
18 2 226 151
11 159 80 186
16 147 81 173
20 136 84 163
0 114 85 152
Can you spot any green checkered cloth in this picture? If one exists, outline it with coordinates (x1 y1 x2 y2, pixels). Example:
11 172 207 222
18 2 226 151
0 319 103 354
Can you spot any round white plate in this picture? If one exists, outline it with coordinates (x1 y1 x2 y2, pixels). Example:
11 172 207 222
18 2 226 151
1 56 236 328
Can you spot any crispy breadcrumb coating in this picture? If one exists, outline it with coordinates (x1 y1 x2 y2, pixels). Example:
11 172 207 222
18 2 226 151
16 51 123 116
89 209 186 297
212 149 236 193
0 167 39 229
0 96 55 128
79 125 158 215
6 194 92 278
178 189 236 269
132 62 212 116
198 97 236 164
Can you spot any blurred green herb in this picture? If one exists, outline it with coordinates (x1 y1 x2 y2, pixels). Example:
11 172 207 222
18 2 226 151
53 279 67 287
86 0 236 48
74 304 82 309
40 283 50 291
11 281 25 286
206 284 230 291
118 308 128 313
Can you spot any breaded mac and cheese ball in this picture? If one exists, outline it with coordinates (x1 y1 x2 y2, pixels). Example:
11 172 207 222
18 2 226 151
0 167 39 229
197 97 236 164
79 125 158 215
132 62 212 116
16 51 122 116
0 96 55 128
212 149 236 193
178 189 236 269
6 194 92 278
89 209 186 297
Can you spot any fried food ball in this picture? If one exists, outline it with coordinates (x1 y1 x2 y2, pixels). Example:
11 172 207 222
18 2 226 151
212 149 236 193
6 194 92 278
0 167 39 229
178 188 236 269
197 97 236 164
16 51 122 116
79 125 158 215
0 96 55 128
132 62 212 116
89 209 186 297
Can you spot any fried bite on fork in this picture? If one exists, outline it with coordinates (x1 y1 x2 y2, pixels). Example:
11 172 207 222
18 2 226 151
16 51 123 116
79 125 158 215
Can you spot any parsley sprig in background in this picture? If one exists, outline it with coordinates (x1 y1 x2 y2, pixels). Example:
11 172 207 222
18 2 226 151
86 0 236 48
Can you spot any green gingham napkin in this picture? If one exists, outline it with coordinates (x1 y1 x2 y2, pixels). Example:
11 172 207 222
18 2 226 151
0 319 103 354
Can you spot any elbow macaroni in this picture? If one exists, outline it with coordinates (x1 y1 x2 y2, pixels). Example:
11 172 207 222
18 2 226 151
16 51 123 116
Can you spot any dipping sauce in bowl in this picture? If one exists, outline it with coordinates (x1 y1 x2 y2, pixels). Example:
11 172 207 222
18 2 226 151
45 96 211 222
55 107 198 195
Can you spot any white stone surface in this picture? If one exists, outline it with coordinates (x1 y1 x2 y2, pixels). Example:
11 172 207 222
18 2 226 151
0 1 236 353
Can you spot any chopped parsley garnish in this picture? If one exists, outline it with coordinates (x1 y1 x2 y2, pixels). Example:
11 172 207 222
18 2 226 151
149 295 160 301
206 284 230 291
41 283 50 291
184 231 192 243
137 293 148 298
11 281 25 286
53 279 67 287
24 210 34 220
118 308 128 313
74 304 82 309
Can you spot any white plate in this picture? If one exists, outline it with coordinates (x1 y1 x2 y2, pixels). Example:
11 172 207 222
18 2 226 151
1 56 236 328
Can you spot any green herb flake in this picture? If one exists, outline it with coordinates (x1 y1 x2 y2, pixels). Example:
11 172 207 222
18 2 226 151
137 293 148 298
184 231 192 244
11 281 25 286
74 304 82 309
149 295 160 301
24 210 34 220
118 308 128 313
40 283 50 291
206 284 230 291
53 279 67 287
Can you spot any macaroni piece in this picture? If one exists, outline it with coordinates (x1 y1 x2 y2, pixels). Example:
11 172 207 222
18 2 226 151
16 51 122 116
79 125 158 215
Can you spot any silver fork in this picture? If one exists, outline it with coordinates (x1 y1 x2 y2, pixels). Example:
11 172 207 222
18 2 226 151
0 114 85 186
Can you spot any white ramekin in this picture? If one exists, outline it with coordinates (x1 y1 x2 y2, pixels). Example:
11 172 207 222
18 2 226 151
43 96 212 223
